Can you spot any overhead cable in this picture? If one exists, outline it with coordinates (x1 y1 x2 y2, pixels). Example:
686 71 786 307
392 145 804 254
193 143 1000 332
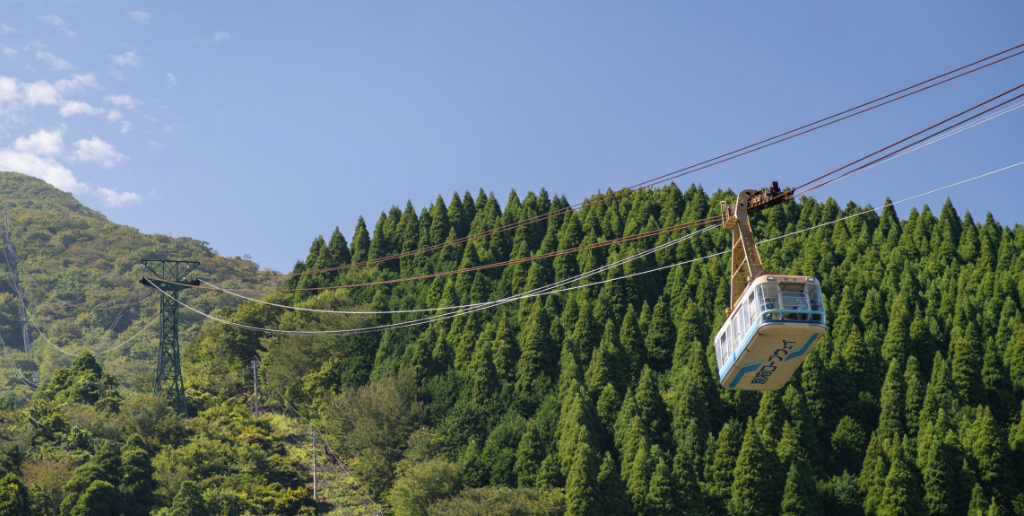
156 160 1022 335
146 225 720 334
157 215 721 293
794 82 1024 195
211 41 1024 283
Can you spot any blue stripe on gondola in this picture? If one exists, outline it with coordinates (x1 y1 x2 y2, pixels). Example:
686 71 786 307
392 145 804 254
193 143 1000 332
784 333 820 361
728 359 764 388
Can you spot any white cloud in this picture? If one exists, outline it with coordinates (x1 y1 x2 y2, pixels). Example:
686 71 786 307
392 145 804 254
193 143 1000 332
0 128 140 207
22 81 60 106
38 15 74 37
212 31 230 42
3 47 15 58
106 109 122 121
13 128 63 156
35 49 73 70
120 121 132 133
112 51 141 67
93 187 141 207
0 77 17 105
56 74 99 93
70 136 127 167
165 72 177 87
0 150 84 192
104 94 138 109
1 23 16 34
59 100 105 117
127 11 151 25
0 75 99 121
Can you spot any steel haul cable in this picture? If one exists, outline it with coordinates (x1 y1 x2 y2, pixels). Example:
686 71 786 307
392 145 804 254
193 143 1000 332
146 225 721 334
211 41 1024 284
170 82 1019 297
793 81 1024 195
152 160 1022 333
155 215 722 293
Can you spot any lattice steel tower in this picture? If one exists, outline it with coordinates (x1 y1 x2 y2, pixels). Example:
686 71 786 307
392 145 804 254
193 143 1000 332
139 259 199 416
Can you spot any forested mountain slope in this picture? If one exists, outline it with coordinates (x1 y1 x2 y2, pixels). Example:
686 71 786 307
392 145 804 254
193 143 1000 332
2 178 1024 516
188 183 1024 515
0 172 270 405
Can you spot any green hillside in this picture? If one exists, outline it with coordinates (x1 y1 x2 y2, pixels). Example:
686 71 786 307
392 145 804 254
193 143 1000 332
2 178 1024 516
186 184 1024 515
0 172 273 405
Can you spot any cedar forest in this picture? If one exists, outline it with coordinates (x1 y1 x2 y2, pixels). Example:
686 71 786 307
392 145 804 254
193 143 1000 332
1 172 1024 516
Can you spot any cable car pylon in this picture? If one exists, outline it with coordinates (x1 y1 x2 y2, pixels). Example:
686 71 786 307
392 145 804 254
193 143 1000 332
713 184 827 390
139 259 200 416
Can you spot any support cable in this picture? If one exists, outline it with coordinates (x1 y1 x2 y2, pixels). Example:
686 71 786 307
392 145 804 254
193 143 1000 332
0 331 39 389
156 160 1022 334
161 215 721 293
793 81 1024 195
210 41 1024 284
174 85 1014 297
147 225 719 334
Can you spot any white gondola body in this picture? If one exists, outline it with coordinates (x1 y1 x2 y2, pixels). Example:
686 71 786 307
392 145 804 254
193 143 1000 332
714 275 826 390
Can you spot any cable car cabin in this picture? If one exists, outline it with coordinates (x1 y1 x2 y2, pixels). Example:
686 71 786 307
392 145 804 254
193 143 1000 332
714 275 826 390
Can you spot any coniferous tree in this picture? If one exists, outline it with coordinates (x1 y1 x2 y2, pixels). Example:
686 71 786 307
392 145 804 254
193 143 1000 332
564 443 598 516
903 356 925 437
612 388 637 452
626 442 654 515
514 419 544 488
596 451 632 516
967 484 986 516
952 323 985 407
728 418 780 516
620 305 646 383
459 439 488 488
672 446 708 516
920 423 957 516
492 314 516 381
596 383 623 437
645 297 675 371
643 456 679 516
754 390 786 449
620 415 649 483
968 406 1012 503
517 303 554 394
707 418 743 512
779 461 822 516
471 340 498 405
875 436 926 516
586 320 625 398
859 432 890 516
350 216 371 264
634 365 669 443
876 358 906 442
1008 324 1024 395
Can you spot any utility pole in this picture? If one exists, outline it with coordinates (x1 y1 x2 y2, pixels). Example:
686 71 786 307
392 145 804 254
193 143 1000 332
312 426 318 500
251 356 260 417
3 211 31 354
139 259 200 417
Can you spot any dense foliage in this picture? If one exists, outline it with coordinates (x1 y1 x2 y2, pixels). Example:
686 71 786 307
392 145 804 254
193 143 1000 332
234 183 1024 515
0 172 270 405
2 172 1024 515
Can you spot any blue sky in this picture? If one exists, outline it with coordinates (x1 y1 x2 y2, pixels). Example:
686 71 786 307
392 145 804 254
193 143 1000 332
1 2 1023 272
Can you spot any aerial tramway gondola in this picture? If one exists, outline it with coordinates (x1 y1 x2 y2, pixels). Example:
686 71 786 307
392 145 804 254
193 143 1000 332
713 183 827 390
